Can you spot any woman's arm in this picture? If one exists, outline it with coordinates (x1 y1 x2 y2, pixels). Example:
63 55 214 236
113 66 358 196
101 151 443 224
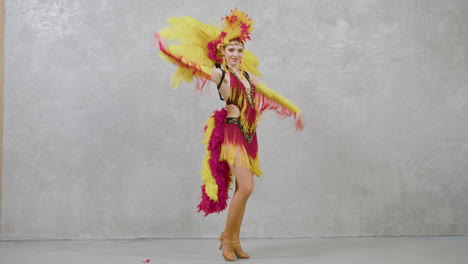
210 67 223 85
250 73 304 131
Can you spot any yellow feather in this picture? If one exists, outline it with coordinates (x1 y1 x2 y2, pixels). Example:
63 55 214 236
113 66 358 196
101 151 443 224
200 116 218 201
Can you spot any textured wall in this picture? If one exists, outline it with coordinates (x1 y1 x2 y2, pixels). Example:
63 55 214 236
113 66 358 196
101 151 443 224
1 0 468 240
0 0 4 234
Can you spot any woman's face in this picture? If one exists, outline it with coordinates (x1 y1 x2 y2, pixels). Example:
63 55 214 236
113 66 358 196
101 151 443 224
222 43 244 67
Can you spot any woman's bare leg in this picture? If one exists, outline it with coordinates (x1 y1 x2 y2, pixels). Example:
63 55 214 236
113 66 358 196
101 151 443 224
223 165 254 239
232 180 247 240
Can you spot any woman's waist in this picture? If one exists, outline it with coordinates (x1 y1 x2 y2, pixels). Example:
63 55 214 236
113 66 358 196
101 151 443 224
225 116 257 131
226 104 241 118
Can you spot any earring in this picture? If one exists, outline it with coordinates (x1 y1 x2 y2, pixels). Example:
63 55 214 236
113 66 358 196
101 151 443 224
222 57 227 72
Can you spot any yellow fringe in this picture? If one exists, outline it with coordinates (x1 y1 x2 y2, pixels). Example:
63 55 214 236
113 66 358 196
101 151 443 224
220 143 263 177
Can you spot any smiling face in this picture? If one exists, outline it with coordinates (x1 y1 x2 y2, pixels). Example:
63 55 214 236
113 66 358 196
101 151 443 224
222 40 244 68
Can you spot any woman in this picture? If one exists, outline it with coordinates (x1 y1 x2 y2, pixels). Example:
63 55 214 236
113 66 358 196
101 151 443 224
155 9 303 261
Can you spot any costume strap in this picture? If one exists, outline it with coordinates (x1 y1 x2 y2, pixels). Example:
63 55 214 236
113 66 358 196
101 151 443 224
244 71 250 81
215 63 226 101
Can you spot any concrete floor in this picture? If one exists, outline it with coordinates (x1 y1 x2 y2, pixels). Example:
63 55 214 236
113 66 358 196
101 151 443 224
0 236 467 264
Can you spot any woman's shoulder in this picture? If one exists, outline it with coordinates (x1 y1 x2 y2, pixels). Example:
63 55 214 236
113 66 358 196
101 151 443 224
211 66 224 83
246 71 260 85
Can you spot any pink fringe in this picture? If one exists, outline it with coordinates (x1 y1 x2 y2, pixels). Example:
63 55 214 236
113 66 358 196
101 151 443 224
197 108 232 216
255 90 303 130
255 90 295 118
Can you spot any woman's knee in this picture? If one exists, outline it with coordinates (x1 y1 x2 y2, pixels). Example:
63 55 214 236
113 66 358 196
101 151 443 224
231 165 254 198
237 182 254 198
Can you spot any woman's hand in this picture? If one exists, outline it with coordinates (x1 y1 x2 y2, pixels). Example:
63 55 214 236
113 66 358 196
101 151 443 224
295 113 304 131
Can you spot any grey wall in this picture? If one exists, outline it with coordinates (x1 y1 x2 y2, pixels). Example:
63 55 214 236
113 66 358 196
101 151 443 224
1 0 467 240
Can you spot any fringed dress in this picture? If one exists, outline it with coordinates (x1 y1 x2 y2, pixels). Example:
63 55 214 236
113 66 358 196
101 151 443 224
219 70 263 176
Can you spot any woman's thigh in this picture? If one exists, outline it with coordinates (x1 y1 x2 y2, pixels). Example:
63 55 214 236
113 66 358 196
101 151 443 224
231 165 254 194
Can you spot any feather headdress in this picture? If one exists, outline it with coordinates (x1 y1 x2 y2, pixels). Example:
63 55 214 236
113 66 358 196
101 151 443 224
155 9 261 90
207 9 255 63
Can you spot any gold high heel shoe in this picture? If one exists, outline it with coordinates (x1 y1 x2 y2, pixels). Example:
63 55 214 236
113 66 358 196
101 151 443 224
219 233 236 261
233 240 250 259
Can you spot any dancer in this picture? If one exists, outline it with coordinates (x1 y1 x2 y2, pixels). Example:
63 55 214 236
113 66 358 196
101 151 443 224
155 9 303 261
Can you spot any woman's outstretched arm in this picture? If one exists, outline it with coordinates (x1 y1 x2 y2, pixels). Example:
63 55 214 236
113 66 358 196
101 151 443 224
250 74 304 131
